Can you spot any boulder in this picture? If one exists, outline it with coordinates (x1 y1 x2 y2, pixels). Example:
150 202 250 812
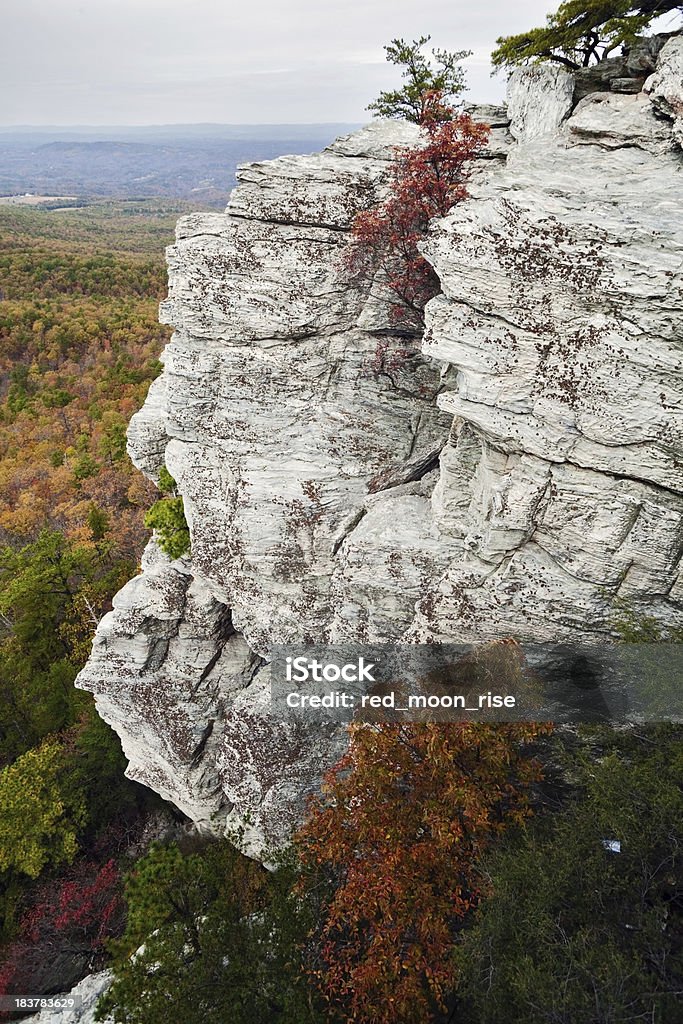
506 64 575 140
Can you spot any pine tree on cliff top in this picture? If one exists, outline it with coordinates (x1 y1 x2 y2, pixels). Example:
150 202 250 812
493 0 683 70
367 35 471 123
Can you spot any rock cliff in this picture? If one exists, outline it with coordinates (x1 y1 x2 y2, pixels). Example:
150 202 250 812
77 38 683 858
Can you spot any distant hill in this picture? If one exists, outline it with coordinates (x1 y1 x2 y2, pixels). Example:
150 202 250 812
0 124 363 208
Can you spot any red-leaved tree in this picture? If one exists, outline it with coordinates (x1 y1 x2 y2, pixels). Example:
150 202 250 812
22 858 124 951
297 721 551 1024
345 101 489 327
0 859 124 1010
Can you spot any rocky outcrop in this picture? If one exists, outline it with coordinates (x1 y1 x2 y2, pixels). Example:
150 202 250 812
77 41 683 858
77 119 466 855
414 89 683 642
23 972 113 1024
572 33 674 101
506 65 575 140
645 35 683 146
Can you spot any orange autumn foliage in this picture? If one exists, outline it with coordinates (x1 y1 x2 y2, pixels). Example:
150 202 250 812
297 720 551 1024
0 208 172 558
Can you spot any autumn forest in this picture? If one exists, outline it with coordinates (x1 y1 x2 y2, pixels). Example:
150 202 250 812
0 201 179 1000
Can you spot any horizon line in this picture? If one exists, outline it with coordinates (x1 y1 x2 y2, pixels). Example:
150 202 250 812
0 120 366 130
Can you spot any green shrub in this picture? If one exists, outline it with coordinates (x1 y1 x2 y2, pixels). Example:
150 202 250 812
456 726 683 1024
156 465 176 494
143 464 189 558
144 497 190 559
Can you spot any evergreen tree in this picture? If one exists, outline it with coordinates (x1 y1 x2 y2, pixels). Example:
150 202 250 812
456 727 683 1023
493 1 683 71
97 841 325 1024
368 36 471 123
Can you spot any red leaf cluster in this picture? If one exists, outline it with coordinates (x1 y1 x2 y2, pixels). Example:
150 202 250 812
36 859 122 946
345 106 489 323
0 859 124 1006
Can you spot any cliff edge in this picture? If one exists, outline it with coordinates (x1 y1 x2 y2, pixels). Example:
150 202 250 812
77 38 683 858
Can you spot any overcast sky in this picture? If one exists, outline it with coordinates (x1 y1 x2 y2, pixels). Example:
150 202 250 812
2 0 558 125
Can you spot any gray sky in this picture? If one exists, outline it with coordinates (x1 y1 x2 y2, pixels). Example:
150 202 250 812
2 0 557 125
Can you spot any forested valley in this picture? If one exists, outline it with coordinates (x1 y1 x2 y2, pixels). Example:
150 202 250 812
0 201 187 999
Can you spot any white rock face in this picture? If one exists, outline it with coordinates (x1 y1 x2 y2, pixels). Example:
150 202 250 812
78 42 683 858
414 74 683 642
78 539 263 834
78 120 458 854
644 35 683 146
141 121 452 656
568 91 675 151
23 972 113 1024
645 35 683 116
506 65 574 141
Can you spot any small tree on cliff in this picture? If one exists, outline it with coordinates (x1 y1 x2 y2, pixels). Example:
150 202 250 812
492 0 683 70
344 110 489 325
144 465 190 560
367 36 472 124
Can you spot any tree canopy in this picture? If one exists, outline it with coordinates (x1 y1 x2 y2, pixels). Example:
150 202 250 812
0 741 85 878
367 36 471 123
0 201 170 991
492 1 683 70
456 726 683 1023
97 840 325 1024
297 722 550 1024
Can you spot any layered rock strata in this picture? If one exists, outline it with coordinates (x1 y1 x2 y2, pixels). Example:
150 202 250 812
77 41 683 856
77 120 467 852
